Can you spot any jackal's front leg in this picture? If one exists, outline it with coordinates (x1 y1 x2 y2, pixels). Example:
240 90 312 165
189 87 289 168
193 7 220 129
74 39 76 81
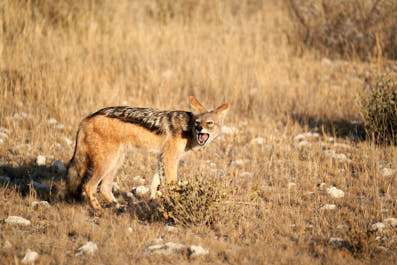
150 140 184 199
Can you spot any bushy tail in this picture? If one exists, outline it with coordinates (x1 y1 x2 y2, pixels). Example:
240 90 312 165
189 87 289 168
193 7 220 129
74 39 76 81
66 122 89 200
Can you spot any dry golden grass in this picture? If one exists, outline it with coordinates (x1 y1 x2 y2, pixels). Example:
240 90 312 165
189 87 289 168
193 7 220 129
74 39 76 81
1 0 396 264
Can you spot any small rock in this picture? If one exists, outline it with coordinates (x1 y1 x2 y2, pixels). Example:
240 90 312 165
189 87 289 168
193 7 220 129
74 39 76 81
381 168 395 177
188 245 209 258
76 241 98 256
240 171 251 177
128 227 133 233
0 127 9 134
54 123 65 130
323 150 349 162
250 137 265 145
47 118 57 125
327 187 345 198
132 176 145 184
288 182 296 188
63 137 73 146
131 186 149 196
3 240 12 249
329 237 346 247
54 160 66 173
221 126 238 135
209 162 217 168
5 216 31 226
0 139 3 144
36 155 46 166
231 159 249 167
31 201 50 208
383 218 397 227
321 204 336 210
21 249 39 264
372 222 385 232
294 132 320 142
145 242 185 256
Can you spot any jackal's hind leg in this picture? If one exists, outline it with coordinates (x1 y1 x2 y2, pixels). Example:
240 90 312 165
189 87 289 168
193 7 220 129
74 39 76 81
100 149 125 207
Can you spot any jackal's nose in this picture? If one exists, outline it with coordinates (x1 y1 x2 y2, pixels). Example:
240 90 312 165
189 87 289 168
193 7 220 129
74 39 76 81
196 125 203 131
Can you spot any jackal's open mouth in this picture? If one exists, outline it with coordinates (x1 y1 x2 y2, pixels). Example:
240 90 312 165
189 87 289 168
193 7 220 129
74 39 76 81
197 133 209 145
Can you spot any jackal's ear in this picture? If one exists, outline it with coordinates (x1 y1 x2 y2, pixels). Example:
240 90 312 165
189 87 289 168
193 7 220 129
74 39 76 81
214 103 230 121
189 96 207 114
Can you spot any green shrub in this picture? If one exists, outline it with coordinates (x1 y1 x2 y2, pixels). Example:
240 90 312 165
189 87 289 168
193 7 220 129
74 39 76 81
156 177 229 225
359 75 397 145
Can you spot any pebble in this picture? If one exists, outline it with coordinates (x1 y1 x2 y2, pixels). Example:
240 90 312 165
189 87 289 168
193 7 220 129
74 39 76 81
250 137 265 145
132 176 145 184
383 218 397 226
76 241 98 256
131 186 149 196
381 168 395 177
321 204 336 210
47 118 57 125
297 140 312 149
327 187 345 198
371 222 385 232
188 245 209 258
5 216 31 226
3 240 12 249
31 201 50 208
144 242 185 256
36 155 46 166
21 249 39 264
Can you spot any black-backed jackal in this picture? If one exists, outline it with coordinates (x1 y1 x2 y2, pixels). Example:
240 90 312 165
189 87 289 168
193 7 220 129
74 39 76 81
66 96 230 212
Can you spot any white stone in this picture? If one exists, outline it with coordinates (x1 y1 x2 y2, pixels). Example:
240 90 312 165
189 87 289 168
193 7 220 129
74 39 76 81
54 123 65 130
288 182 296 188
145 242 185 256
54 160 66 173
31 201 50 208
63 137 73 146
76 241 98 256
210 162 217 168
132 176 145 184
221 126 238 135
327 187 345 198
128 227 133 233
231 159 249 167
188 245 209 258
372 222 385 232
240 171 251 177
151 238 164 245
381 168 395 177
250 137 265 145
3 240 12 249
132 186 149 196
323 150 349 162
21 249 39 264
47 118 57 124
0 139 3 144
5 216 31 226
329 238 345 247
321 204 336 210
384 218 397 226
36 155 46 166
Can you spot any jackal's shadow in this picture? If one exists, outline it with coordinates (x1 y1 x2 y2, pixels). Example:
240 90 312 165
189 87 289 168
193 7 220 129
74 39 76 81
0 160 66 201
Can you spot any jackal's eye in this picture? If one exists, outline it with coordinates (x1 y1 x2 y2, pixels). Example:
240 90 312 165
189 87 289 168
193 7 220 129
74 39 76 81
207 120 214 127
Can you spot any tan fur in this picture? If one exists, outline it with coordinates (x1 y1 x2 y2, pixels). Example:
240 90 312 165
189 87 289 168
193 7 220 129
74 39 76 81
66 96 229 212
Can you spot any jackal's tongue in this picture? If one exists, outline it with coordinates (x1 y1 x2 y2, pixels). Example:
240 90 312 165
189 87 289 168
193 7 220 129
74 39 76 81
199 133 209 143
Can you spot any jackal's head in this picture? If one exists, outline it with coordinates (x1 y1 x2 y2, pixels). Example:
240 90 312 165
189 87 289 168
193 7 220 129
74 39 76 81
189 96 230 146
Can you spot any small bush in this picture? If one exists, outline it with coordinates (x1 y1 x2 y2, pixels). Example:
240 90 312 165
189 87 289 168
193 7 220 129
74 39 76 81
156 177 229 225
285 0 397 60
359 75 397 145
